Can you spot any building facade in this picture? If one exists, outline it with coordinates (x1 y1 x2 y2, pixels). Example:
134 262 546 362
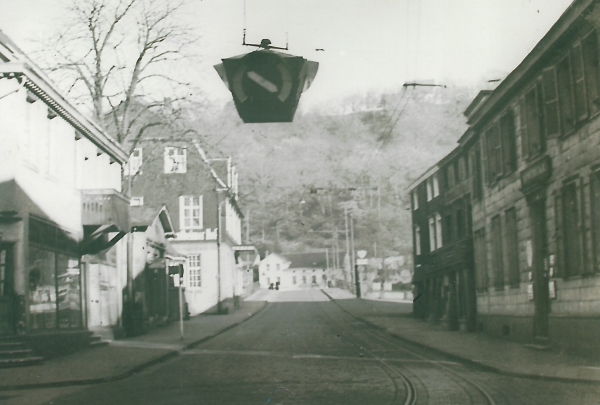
0 31 129 356
410 0 600 354
127 137 244 315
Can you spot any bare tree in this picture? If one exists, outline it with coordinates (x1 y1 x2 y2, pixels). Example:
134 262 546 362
37 0 198 149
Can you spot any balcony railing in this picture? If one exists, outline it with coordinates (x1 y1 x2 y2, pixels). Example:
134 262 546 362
81 189 130 232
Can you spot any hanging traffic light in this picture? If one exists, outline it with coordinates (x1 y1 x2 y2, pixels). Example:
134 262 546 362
215 40 318 123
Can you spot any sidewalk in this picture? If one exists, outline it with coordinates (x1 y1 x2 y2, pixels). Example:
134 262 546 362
325 289 600 384
0 300 267 391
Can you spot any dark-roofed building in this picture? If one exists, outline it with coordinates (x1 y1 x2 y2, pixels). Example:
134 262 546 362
126 133 245 315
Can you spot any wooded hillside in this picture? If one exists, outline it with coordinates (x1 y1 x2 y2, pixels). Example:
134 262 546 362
193 86 472 258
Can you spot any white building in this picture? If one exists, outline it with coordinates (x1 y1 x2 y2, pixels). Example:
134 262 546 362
0 30 129 357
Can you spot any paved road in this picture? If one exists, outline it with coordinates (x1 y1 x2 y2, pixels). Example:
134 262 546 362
7 290 600 405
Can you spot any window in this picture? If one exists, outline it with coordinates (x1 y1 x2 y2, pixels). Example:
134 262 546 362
312 275 317 284
582 32 600 115
130 197 144 206
429 216 436 251
444 213 453 245
592 172 600 272
486 122 502 182
164 147 187 173
179 196 203 231
426 179 433 201
562 183 583 277
472 146 484 201
412 191 419 210
276 264 280 271
267 264 270 272
456 208 465 239
474 229 488 291
447 165 456 189
125 148 143 176
553 31 600 136
458 157 466 182
414 225 421 255
505 208 520 286
435 213 443 249
28 247 81 330
293 276 297 284
302 276 306 284
433 173 440 197
491 215 504 289
187 255 201 287
557 54 576 134
500 110 517 173
521 85 545 159
543 67 561 138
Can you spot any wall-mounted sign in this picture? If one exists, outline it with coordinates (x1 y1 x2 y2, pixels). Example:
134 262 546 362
520 155 552 189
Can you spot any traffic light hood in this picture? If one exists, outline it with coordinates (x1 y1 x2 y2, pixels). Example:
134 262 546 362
214 49 319 123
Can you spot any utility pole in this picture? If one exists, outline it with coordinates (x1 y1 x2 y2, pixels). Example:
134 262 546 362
350 211 356 296
344 207 352 291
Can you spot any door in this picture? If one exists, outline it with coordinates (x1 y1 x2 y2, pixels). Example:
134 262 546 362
0 245 15 335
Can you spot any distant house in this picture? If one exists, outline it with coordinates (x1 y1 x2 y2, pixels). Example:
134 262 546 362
259 252 344 290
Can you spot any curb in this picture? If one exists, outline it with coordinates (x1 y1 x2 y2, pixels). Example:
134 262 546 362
0 301 269 391
322 290 600 386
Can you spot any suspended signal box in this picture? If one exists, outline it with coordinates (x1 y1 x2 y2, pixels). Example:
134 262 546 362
215 49 318 123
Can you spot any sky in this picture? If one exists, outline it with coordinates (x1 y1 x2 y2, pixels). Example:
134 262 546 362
0 0 576 109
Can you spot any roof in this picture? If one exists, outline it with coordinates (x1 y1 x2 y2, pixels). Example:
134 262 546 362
130 205 174 233
0 33 128 164
467 0 594 128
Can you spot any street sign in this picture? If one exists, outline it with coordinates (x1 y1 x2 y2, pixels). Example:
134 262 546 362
356 258 368 265
215 49 318 123
357 250 367 259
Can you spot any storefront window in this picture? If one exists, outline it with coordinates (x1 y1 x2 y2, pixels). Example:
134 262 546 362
29 248 56 330
57 254 81 329
28 247 81 330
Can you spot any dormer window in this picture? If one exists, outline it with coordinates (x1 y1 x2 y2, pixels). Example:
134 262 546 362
164 147 187 173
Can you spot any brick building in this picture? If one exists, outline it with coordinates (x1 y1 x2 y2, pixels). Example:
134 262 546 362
410 0 600 354
126 136 245 315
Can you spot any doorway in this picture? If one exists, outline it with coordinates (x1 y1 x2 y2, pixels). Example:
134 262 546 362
0 245 15 335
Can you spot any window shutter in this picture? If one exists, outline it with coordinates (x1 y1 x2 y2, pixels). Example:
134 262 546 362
519 96 530 159
542 67 561 138
491 215 504 289
591 172 600 273
500 110 517 173
554 194 564 278
582 31 600 115
557 54 576 134
572 42 588 122
525 86 542 157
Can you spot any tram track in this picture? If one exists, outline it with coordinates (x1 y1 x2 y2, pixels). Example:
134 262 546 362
320 292 498 405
